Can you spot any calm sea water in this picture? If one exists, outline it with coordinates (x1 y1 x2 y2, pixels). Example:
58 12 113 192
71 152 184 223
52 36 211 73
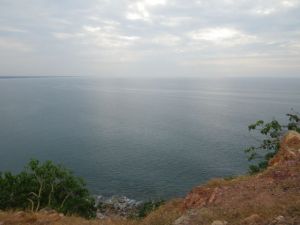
0 77 299 200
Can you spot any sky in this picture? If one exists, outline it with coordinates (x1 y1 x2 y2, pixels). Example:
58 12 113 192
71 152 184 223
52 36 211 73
0 0 300 77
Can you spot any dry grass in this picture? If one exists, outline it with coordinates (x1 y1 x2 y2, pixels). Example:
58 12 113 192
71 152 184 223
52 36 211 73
184 198 300 225
139 199 182 225
181 154 300 225
0 211 136 225
0 199 183 225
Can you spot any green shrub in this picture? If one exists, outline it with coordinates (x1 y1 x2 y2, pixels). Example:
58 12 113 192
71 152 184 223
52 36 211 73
245 110 300 174
0 159 96 218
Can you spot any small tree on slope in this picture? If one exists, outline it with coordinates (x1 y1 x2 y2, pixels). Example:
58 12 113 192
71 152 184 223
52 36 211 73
245 110 300 174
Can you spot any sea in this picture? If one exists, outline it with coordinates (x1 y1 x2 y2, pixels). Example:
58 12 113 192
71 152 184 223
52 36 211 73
0 77 299 200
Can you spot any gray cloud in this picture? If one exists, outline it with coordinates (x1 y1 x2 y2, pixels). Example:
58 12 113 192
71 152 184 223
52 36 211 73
0 0 299 77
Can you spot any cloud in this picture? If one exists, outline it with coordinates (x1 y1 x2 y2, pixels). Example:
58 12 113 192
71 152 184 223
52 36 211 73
126 0 167 21
0 37 32 52
281 0 299 8
159 16 192 27
82 25 140 49
188 28 257 46
152 34 181 46
0 0 300 77
253 8 276 15
0 26 27 33
83 26 102 33
52 32 85 40
250 0 299 16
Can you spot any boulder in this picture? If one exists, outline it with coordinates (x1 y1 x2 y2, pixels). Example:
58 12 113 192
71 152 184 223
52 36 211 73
241 214 262 225
173 215 191 225
274 215 285 222
173 209 198 225
211 220 228 225
269 215 287 225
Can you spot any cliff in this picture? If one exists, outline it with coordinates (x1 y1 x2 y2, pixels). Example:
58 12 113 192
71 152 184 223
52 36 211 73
1 131 300 225
176 131 300 225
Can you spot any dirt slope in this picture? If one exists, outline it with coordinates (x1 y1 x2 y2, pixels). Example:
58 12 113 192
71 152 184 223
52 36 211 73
177 131 300 225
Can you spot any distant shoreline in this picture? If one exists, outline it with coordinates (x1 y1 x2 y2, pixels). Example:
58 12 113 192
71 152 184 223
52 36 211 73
0 76 76 79
0 76 300 80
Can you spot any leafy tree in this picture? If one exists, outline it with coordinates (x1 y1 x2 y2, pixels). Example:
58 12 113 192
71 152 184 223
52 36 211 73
0 159 96 218
245 110 300 174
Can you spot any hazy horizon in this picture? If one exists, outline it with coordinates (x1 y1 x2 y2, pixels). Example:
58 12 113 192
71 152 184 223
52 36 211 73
1 0 300 78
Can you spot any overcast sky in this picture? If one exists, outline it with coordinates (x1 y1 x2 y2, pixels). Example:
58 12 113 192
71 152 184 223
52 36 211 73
0 0 299 77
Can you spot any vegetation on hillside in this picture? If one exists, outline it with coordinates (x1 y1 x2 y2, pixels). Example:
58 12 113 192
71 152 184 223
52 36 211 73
245 110 300 174
0 159 96 218
0 159 165 220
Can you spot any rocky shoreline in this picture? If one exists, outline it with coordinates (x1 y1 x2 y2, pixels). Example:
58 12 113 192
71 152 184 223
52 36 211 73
94 195 165 219
95 195 143 219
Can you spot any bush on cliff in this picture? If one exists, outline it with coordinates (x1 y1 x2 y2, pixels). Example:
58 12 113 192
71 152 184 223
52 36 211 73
0 159 96 218
245 110 300 174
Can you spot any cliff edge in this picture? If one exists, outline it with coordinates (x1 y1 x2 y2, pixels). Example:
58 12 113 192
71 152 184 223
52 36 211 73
176 131 300 225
